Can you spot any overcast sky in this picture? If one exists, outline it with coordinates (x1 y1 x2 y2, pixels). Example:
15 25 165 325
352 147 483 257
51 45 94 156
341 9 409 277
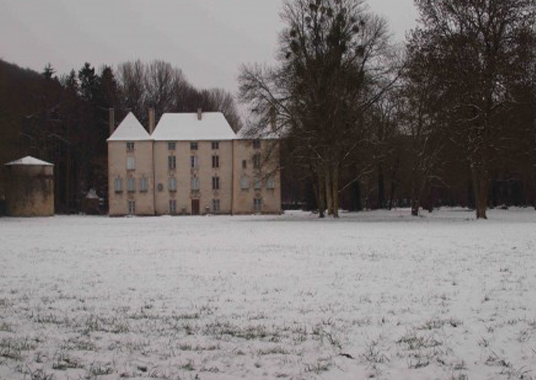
0 0 418 94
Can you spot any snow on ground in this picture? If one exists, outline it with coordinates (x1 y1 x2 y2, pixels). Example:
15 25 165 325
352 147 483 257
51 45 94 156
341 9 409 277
0 208 535 380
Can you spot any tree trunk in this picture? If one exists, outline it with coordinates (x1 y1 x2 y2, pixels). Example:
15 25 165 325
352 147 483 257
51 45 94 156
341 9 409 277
332 164 339 218
471 166 489 219
325 167 333 216
316 174 326 218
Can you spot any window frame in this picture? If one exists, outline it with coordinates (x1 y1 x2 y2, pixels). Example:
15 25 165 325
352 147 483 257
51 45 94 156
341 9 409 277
126 142 135 152
128 200 136 215
190 155 198 169
191 176 200 191
190 142 198 150
140 177 149 192
212 141 219 150
168 142 176 151
168 155 177 170
127 156 136 170
212 155 219 168
212 176 220 190
114 177 123 193
240 176 249 190
127 177 136 192
212 199 221 213
168 177 177 192
169 199 177 215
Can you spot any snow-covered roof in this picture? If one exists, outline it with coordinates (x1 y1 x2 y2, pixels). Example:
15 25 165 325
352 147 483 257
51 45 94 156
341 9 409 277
4 156 53 166
107 112 151 141
151 112 237 141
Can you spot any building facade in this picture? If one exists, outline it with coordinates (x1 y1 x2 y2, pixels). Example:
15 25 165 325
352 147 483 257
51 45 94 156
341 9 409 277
108 112 281 216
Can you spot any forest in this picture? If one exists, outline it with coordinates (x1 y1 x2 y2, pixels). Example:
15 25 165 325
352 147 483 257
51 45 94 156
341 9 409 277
1 0 535 218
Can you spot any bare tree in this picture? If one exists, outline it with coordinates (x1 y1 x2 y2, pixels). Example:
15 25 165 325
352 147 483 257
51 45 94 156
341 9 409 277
412 0 536 219
240 0 396 217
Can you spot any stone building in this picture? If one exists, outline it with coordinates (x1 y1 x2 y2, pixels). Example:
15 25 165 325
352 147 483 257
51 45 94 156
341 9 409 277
3 156 54 217
107 111 281 216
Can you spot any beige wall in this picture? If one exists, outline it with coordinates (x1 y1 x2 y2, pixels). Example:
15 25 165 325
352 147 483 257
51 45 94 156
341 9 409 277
4 165 54 217
108 140 155 216
232 139 281 215
108 138 281 216
154 140 233 215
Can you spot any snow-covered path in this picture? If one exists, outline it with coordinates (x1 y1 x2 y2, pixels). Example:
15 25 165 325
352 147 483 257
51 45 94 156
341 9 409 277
1 209 535 380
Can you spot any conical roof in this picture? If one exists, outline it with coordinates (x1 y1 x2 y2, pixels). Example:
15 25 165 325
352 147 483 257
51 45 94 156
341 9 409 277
4 156 53 166
107 112 151 141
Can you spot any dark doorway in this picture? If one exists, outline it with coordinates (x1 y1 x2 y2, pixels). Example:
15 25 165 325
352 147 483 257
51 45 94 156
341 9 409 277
191 199 200 215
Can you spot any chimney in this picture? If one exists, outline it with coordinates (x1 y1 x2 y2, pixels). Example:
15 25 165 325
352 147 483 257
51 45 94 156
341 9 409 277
197 108 202 121
148 108 155 134
109 108 115 136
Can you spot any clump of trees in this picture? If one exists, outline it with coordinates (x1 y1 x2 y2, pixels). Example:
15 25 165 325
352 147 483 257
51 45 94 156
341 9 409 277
240 0 536 219
240 0 398 217
0 59 242 213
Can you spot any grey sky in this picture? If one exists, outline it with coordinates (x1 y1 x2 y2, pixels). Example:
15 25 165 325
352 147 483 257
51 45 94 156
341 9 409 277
0 0 418 94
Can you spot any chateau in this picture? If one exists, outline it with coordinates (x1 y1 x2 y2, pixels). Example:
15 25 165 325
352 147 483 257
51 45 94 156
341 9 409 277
107 110 281 216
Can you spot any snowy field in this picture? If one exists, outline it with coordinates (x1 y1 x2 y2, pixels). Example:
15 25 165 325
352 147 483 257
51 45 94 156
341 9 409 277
1 209 535 380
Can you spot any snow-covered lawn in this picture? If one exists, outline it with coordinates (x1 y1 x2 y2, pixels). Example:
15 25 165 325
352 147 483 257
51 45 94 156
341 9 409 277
1 209 535 380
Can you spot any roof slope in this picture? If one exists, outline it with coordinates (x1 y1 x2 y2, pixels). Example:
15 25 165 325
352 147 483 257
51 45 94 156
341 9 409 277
151 112 236 141
4 156 53 166
107 112 151 141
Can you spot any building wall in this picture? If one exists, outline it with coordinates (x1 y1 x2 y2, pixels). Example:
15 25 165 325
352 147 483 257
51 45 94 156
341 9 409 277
108 139 281 216
108 140 155 216
4 165 54 217
232 139 281 215
154 140 233 215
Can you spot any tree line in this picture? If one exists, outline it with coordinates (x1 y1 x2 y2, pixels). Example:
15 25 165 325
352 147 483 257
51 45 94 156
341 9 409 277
0 59 242 213
239 0 536 219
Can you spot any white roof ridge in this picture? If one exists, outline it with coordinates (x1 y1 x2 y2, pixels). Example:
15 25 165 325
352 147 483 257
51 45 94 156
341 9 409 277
151 112 237 141
4 156 54 166
107 112 151 141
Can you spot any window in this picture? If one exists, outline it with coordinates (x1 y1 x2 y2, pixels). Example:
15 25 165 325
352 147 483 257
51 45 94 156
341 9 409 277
128 200 136 215
114 177 123 193
212 155 219 168
168 156 176 170
253 153 261 169
242 160 247 169
254 178 262 190
126 142 135 152
140 177 149 192
253 140 261 149
254 198 262 213
191 177 200 191
190 142 198 150
190 156 198 169
212 199 220 213
212 176 220 190
169 200 177 215
240 176 249 190
212 141 219 150
168 177 177 192
266 175 275 190
168 142 176 151
127 177 136 192
127 156 136 170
